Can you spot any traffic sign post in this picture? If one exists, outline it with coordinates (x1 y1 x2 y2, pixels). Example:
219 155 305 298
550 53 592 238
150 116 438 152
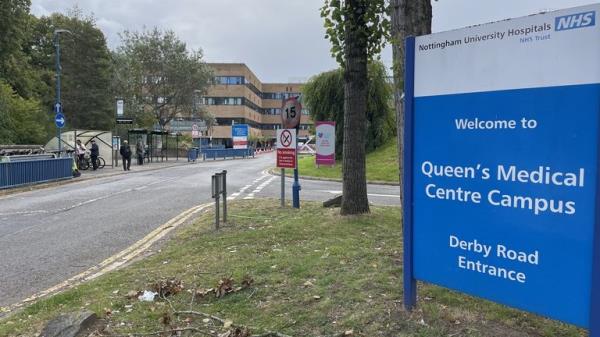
54 112 65 157
54 113 65 128
281 97 302 129
281 97 302 208
192 123 200 139
277 129 298 207
277 129 296 168
404 4 600 334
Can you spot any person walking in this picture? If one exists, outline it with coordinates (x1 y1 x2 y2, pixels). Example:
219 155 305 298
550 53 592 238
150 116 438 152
75 139 85 169
90 139 99 170
136 140 144 165
120 140 132 171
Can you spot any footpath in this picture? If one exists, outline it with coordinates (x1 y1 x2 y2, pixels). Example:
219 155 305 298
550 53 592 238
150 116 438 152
0 151 274 197
81 158 188 179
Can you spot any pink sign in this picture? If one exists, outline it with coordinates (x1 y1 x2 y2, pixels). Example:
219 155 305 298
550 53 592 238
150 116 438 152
315 121 335 166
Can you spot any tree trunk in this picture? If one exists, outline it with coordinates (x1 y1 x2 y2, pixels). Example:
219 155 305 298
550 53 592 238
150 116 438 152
390 0 432 208
341 0 370 215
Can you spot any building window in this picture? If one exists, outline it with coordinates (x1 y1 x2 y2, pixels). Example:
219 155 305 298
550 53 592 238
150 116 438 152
263 92 301 100
263 108 281 115
203 97 243 105
215 76 244 85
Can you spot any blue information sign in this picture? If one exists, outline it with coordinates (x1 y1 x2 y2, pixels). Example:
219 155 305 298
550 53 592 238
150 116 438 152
54 113 65 129
53 102 62 113
404 4 600 334
231 124 249 149
231 124 249 137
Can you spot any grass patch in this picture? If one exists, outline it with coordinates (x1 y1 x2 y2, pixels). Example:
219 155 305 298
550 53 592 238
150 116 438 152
0 200 584 337
297 139 399 183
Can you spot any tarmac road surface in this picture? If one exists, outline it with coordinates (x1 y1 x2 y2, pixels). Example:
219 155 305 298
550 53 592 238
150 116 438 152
0 152 399 309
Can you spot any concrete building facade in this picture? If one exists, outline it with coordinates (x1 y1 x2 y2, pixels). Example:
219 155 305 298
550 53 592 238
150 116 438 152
201 63 312 147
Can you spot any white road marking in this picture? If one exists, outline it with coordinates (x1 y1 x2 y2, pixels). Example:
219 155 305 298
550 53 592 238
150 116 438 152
229 174 274 201
367 193 400 198
325 190 399 198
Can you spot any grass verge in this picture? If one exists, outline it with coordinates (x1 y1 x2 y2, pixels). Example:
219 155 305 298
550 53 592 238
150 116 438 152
297 139 399 183
0 200 584 337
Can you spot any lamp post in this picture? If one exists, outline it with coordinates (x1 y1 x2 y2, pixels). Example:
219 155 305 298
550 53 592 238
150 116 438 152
54 29 71 157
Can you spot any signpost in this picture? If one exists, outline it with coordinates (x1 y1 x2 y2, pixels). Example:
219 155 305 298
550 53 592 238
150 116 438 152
192 123 200 139
54 113 65 129
404 4 600 334
277 128 297 207
281 97 302 208
116 99 124 116
277 129 296 169
116 118 133 125
315 121 335 167
53 103 63 156
281 97 302 129
232 124 249 149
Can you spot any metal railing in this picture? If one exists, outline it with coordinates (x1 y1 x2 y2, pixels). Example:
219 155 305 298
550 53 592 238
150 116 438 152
202 148 255 161
0 157 73 189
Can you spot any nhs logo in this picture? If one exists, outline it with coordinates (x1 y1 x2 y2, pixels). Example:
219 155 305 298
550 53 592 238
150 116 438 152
555 11 595 31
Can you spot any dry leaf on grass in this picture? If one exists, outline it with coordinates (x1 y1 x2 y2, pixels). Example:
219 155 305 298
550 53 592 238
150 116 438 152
151 278 184 297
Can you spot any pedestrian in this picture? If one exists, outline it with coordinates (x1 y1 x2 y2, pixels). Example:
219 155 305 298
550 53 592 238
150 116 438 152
136 140 144 165
75 139 86 169
90 139 99 170
120 140 132 171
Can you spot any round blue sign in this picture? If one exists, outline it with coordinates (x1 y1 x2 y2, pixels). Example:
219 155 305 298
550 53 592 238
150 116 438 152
55 113 65 128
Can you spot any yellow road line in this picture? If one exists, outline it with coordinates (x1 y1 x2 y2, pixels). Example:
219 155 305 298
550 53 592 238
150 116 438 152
3 202 212 314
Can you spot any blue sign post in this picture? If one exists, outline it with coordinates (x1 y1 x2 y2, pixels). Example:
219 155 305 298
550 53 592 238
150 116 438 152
231 124 249 149
404 4 600 334
54 113 65 128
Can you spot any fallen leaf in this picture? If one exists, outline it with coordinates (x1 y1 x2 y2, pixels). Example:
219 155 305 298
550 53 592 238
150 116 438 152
223 319 233 329
161 312 171 326
313 295 321 300
151 278 184 297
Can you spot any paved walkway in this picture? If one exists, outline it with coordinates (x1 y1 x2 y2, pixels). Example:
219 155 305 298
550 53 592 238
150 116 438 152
80 157 189 179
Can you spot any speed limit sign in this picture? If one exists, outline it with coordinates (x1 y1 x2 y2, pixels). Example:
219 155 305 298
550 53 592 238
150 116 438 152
281 97 302 129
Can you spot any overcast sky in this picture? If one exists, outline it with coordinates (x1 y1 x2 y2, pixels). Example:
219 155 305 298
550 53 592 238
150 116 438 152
31 0 595 83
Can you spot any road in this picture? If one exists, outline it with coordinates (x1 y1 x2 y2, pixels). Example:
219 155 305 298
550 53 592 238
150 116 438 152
0 152 399 309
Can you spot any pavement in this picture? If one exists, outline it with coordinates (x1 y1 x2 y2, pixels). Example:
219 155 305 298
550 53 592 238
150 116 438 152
0 151 399 311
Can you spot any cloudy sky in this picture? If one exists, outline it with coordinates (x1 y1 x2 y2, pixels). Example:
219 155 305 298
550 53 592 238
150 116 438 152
31 0 594 82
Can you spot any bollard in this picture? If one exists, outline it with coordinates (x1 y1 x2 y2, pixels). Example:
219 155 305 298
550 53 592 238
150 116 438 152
212 173 220 230
211 171 228 229
222 170 227 223
281 168 285 207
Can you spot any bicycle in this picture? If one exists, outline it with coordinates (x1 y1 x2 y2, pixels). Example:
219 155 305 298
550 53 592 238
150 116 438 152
78 153 105 170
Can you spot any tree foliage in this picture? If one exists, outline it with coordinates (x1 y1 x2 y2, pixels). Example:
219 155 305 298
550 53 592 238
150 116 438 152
114 28 213 130
0 81 48 144
303 62 395 157
321 0 389 66
29 12 115 130
0 0 39 99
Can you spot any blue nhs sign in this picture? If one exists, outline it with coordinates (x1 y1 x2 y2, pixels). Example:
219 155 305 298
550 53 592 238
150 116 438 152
405 3 600 336
555 11 595 31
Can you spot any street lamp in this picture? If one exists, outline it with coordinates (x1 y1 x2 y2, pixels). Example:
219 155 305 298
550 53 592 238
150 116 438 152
54 29 71 157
